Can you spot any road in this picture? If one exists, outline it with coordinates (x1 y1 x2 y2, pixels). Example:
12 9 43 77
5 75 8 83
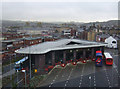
38 49 120 88
2 63 15 74
0 60 2 88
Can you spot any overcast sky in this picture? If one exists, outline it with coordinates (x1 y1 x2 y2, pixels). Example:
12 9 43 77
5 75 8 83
2 1 118 22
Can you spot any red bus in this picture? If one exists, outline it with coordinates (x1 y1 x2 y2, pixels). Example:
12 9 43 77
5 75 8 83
104 52 113 65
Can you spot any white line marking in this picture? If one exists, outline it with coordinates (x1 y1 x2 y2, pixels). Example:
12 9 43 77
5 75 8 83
49 85 51 87
104 66 111 87
79 64 85 87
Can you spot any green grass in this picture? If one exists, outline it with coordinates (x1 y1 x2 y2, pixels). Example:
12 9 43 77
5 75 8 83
29 75 46 88
2 73 17 87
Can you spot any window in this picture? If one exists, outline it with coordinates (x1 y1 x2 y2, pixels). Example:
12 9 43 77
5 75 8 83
107 58 112 62
97 56 102 59
112 41 116 44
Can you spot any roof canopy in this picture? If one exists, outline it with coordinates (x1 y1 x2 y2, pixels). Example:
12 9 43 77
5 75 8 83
15 39 107 54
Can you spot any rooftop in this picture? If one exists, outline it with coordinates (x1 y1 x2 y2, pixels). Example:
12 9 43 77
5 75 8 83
15 39 107 54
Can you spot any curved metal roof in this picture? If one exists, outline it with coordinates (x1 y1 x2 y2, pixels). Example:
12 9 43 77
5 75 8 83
15 39 107 54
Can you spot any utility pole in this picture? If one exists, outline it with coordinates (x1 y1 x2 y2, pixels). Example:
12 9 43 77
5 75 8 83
25 70 27 87
21 70 26 87
29 35 32 79
29 54 31 79
17 70 19 87
10 54 12 80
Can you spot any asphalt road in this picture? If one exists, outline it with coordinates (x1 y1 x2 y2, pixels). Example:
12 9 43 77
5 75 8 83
2 63 15 74
38 49 119 88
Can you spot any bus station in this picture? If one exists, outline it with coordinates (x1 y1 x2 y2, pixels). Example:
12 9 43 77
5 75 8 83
15 39 107 73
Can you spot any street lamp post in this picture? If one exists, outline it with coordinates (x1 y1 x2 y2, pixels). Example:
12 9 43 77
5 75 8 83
10 54 12 80
16 70 19 87
22 69 27 87
29 36 32 79
29 54 31 79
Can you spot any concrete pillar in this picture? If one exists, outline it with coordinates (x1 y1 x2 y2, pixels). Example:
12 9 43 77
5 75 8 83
83 50 86 59
35 54 45 71
91 48 94 58
100 47 102 51
73 50 76 61
63 51 66 64
52 52 55 66
101 47 104 54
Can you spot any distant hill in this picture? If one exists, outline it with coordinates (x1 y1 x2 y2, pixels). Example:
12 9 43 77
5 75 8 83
82 20 119 27
2 20 119 27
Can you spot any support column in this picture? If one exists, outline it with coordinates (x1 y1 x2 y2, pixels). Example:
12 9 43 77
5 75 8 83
52 51 55 66
91 48 94 58
101 47 104 54
100 47 102 51
63 51 66 64
74 50 76 61
83 50 86 59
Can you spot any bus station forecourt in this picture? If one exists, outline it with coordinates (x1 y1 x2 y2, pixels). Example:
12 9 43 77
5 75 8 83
15 38 120 88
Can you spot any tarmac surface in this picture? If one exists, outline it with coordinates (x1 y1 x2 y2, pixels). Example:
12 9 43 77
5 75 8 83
38 49 119 88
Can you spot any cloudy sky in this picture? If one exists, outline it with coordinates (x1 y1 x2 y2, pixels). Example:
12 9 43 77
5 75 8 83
2 0 119 22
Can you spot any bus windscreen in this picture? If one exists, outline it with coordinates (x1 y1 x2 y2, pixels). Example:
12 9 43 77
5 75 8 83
107 58 113 62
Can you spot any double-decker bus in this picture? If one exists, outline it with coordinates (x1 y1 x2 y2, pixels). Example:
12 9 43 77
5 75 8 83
95 51 103 67
104 52 113 65
14 56 28 71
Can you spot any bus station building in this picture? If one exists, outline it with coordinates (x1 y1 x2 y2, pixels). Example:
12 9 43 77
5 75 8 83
15 39 107 73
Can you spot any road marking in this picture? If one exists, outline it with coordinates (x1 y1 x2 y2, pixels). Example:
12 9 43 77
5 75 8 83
79 64 85 87
49 69 63 87
94 64 96 87
114 55 118 56
17 79 23 84
113 63 120 78
104 66 111 87
49 85 51 87
17 74 29 84
64 67 74 87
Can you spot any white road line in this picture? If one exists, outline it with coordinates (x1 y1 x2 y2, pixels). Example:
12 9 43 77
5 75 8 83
94 65 96 87
17 79 23 84
104 66 111 87
49 69 63 87
79 64 85 87
64 67 75 87
49 85 51 87
66 81 68 83
113 63 120 77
